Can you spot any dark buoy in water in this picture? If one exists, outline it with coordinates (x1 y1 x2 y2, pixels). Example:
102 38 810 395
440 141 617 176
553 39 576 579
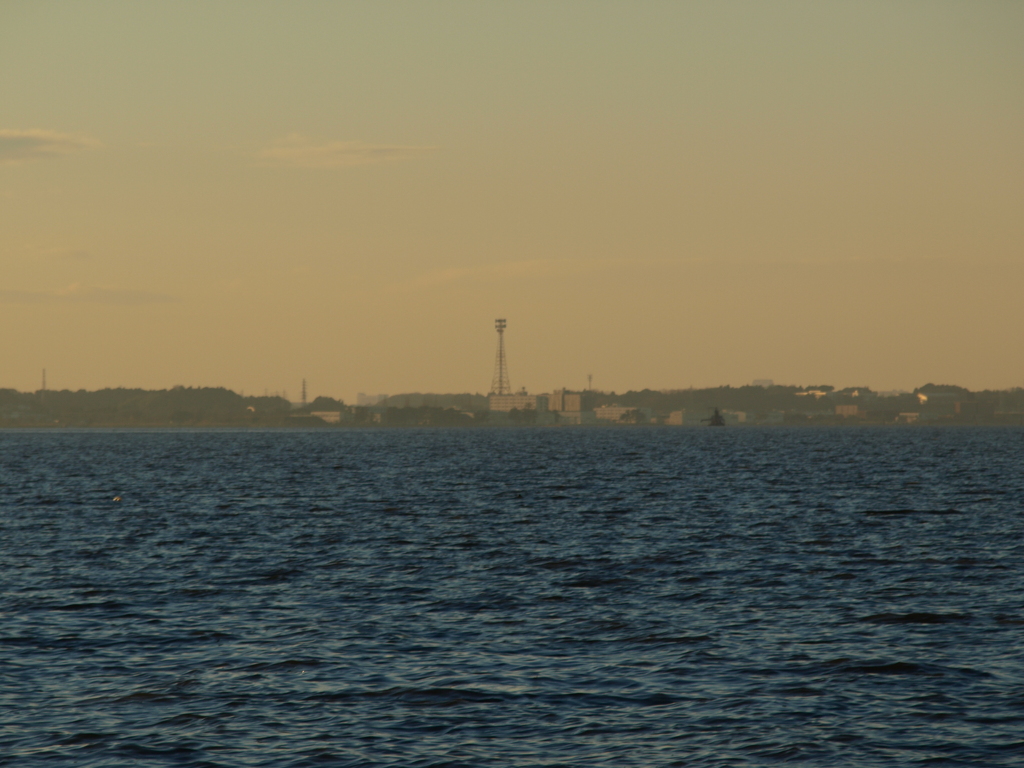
703 408 726 427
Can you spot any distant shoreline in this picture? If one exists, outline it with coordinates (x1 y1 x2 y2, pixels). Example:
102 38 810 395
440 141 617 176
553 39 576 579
4 385 1023 428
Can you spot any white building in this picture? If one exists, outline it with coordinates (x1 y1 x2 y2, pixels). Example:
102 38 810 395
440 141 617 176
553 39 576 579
549 389 590 412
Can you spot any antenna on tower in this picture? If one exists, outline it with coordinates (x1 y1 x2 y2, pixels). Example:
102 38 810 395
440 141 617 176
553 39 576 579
587 373 592 391
302 378 307 407
42 368 47 392
490 318 511 395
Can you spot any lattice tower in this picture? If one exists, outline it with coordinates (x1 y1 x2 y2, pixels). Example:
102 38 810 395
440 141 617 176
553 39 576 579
490 318 511 395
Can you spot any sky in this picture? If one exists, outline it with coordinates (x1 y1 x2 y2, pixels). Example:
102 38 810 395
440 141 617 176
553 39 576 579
2 1 1022 400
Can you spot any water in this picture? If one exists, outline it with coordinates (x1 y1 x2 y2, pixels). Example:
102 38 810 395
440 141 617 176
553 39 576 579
2 427 1024 767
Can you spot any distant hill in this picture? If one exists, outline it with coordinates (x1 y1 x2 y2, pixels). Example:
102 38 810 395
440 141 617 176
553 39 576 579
0 387 292 427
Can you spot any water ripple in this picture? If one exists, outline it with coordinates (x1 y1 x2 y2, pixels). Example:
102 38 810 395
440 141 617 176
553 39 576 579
2 427 1024 766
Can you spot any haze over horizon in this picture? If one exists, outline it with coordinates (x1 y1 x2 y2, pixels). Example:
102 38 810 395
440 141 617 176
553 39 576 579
2 2 1023 401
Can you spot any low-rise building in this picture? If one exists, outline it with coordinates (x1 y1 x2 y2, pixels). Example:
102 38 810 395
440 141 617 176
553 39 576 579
667 410 686 425
835 405 861 417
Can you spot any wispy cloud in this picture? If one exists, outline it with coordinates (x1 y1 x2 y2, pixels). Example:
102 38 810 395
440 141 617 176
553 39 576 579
0 284 176 305
0 129 101 164
257 134 435 169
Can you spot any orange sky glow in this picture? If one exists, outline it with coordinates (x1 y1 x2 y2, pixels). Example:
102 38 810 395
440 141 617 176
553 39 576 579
2 2 1022 399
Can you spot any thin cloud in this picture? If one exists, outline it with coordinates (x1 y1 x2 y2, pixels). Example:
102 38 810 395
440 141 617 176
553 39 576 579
0 129 101 164
258 134 435 169
0 284 176 305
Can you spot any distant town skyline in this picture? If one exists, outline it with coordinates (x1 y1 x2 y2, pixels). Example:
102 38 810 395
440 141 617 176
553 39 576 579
4 379 1020 429
2 3 1022 396
12 370 1022 409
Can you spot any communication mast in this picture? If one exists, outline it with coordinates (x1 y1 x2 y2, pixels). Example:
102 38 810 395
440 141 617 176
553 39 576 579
490 318 511 395
302 378 307 407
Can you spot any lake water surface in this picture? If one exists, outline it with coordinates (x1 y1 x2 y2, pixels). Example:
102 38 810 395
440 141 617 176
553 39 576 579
2 427 1023 766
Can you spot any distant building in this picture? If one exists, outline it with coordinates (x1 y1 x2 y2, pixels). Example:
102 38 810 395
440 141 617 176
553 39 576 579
357 393 389 406
721 410 746 424
548 389 591 413
488 393 549 412
667 410 685 425
897 412 920 423
549 389 568 411
752 379 774 388
835 405 861 417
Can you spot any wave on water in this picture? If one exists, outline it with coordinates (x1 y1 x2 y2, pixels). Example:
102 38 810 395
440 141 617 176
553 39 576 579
2 427 1024 766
